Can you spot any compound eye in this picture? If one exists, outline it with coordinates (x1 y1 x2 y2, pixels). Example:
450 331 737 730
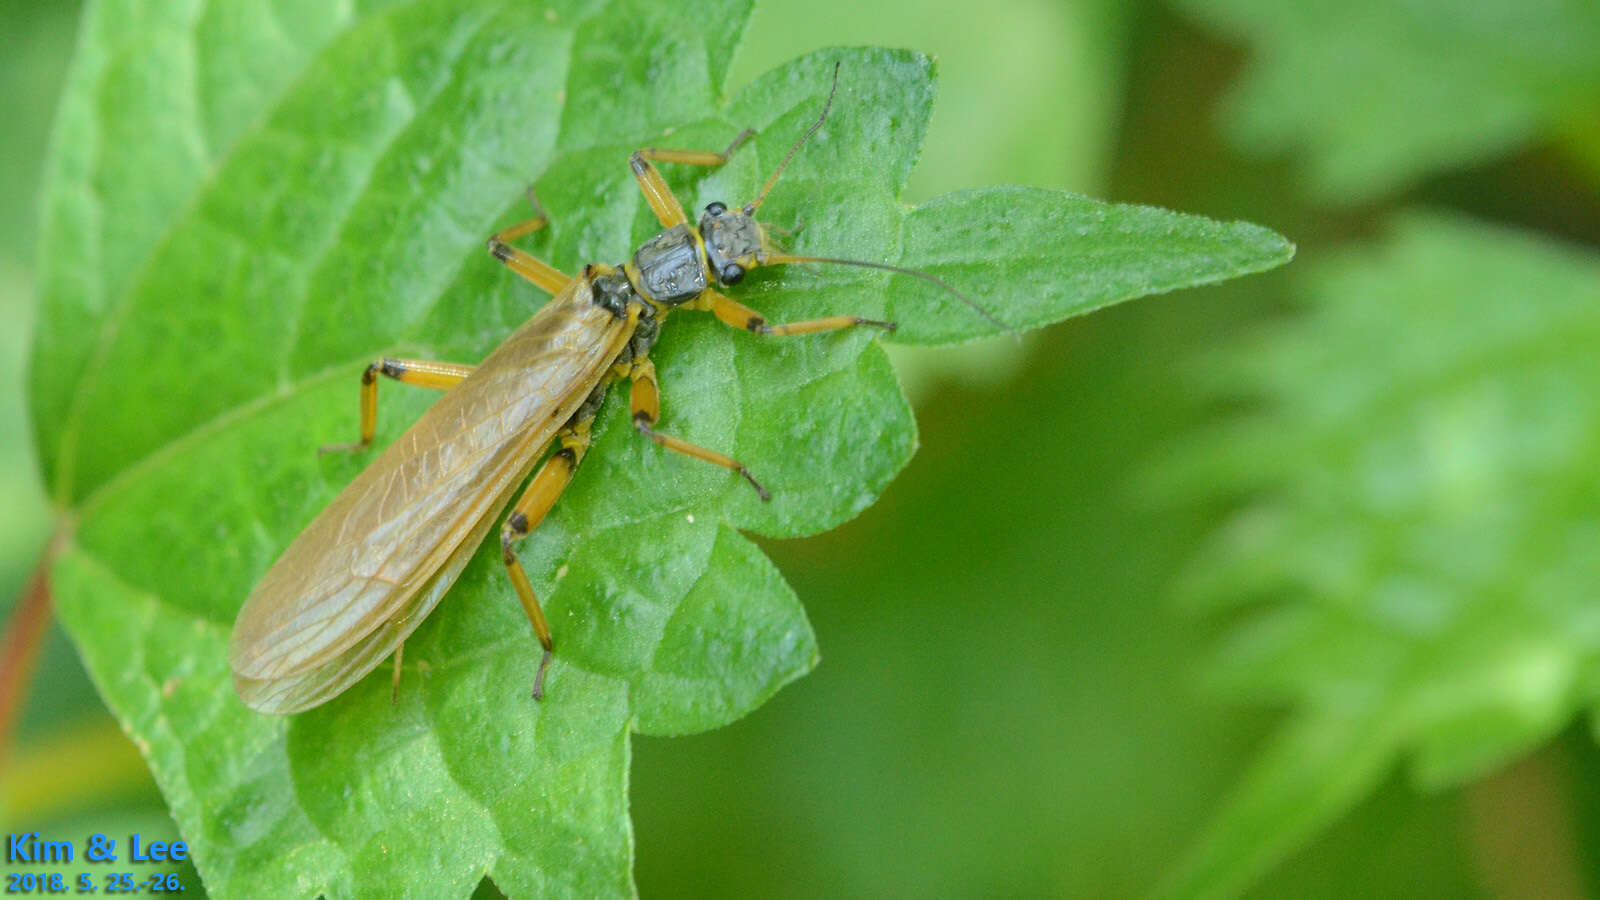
720 263 745 285
705 201 727 217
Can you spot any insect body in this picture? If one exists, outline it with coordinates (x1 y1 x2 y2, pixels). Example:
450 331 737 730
229 70 988 714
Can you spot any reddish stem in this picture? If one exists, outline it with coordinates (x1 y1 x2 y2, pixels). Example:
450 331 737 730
0 545 57 777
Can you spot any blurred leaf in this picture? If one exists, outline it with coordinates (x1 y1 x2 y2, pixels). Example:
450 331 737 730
1161 212 1600 897
1244 769 1487 900
0 0 74 593
1 263 51 590
31 0 1290 896
0 0 81 262
2 717 154 824
1178 0 1600 202
731 0 1131 199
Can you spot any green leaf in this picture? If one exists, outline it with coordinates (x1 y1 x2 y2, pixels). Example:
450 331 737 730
31 1 1291 896
1160 212 1600 897
1177 0 1600 201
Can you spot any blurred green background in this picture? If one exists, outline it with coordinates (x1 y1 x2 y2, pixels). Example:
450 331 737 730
6 0 1600 897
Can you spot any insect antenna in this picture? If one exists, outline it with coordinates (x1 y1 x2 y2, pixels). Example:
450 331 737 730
765 252 1016 336
746 62 842 214
745 63 1014 336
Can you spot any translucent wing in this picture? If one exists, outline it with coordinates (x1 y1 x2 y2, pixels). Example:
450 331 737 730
230 276 632 712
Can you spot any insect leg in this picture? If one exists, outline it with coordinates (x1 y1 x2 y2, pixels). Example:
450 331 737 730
320 358 475 454
487 188 570 295
500 419 597 700
628 358 770 501
629 129 754 228
696 289 896 337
